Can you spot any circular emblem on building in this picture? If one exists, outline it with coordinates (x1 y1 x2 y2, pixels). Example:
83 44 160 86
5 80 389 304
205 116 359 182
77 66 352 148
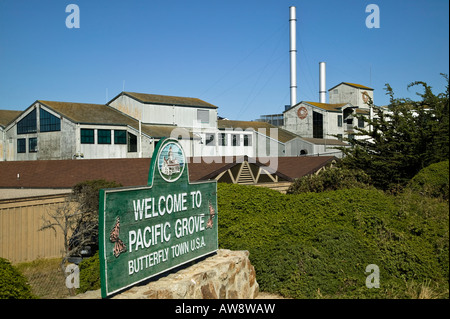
157 141 185 182
362 91 370 104
297 106 308 119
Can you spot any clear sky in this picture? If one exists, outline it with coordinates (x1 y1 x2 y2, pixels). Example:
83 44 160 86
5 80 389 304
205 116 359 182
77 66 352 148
0 0 448 121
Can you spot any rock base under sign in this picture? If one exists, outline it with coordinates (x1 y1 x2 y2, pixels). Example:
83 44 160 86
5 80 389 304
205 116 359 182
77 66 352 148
71 249 259 299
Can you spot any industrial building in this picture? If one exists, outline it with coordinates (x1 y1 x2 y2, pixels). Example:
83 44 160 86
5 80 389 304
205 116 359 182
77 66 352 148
0 92 304 161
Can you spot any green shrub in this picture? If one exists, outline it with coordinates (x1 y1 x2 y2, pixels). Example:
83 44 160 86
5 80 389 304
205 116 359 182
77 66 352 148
217 183 449 298
0 258 36 299
287 167 372 194
406 161 449 200
77 252 101 293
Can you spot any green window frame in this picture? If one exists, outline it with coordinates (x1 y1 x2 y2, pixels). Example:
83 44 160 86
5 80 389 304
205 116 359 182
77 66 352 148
17 109 37 134
17 138 26 153
29 137 38 153
98 129 111 144
81 129 94 144
114 130 127 144
40 108 61 132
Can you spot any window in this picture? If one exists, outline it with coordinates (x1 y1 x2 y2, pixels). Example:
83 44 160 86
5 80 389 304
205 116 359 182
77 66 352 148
337 115 343 127
128 132 137 152
114 130 127 144
29 137 37 152
17 138 26 153
17 109 37 134
232 134 240 146
218 133 227 146
81 129 94 144
40 108 61 132
205 133 215 146
98 129 111 144
244 135 252 146
197 109 209 123
313 111 324 139
358 117 365 128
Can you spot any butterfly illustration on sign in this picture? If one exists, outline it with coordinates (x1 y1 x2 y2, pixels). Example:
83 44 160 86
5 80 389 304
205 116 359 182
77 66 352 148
206 202 215 229
110 217 127 258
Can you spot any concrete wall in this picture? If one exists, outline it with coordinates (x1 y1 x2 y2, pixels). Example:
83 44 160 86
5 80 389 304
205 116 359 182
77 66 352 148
285 138 344 158
0 128 4 161
283 102 344 139
329 84 373 109
109 95 218 129
77 124 154 159
283 103 313 137
71 249 259 299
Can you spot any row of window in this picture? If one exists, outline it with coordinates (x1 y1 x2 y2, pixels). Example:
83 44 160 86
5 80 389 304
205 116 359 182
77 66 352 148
17 108 61 134
17 130 137 154
80 129 128 145
17 138 37 153
80 129 137 152
205 133 252 147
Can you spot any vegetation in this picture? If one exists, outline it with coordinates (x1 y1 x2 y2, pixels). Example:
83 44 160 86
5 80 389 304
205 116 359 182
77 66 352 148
217 173 449 298
78 252 101 294
339 75 449 191
406 160 449 201
287 167 372 194
0 257 36 299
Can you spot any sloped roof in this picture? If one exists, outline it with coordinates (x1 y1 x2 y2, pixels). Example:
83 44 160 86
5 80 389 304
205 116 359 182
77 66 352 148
217 120 300 143
0 110 22 128
328 82 374 91
39 101 138 126
109 92 218 109
283 101 351 114
304 101 349 112
38 101 193 139
0 156 336 189
299 137 348 146
180 156 337 182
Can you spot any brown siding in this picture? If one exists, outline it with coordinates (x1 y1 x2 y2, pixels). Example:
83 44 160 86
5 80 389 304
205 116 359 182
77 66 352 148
0 195 68 263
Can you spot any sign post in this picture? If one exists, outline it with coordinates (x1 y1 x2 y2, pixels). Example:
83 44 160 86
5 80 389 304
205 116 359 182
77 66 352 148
99 138 218 298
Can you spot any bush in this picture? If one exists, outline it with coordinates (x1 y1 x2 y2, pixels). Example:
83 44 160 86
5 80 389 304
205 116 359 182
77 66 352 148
217 183 449 298
0 258 36 299
77 252 101 294
406 161 449 200
287 167 372 194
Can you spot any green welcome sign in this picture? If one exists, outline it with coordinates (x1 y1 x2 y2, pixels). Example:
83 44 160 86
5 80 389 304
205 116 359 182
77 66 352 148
99 138 218 298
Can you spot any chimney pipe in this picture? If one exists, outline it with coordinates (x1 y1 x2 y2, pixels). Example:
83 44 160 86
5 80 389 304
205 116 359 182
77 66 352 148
319 62 326 103
289 6 297 107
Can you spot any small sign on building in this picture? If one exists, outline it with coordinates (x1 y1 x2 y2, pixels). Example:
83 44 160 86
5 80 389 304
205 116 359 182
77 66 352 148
99 138 218 298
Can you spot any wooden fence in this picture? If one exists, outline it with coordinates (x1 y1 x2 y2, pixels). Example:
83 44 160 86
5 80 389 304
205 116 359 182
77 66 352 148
0 194 69 264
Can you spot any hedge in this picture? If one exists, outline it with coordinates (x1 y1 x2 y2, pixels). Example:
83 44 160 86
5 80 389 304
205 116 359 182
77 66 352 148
217 183 449 298
0 258 36 299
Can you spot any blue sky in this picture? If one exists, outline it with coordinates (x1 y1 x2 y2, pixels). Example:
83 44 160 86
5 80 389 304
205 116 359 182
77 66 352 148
0 0 448 121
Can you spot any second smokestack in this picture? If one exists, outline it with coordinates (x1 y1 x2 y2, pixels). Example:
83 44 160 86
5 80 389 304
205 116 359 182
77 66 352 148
290 6 297 107
319 62 326 103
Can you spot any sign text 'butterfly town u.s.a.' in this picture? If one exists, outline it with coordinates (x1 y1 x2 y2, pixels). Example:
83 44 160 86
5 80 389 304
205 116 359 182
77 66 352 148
99 138 218 298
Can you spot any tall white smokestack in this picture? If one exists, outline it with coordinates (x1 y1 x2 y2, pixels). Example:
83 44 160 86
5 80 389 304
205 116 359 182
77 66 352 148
319 62 326 103
289 6 297 107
